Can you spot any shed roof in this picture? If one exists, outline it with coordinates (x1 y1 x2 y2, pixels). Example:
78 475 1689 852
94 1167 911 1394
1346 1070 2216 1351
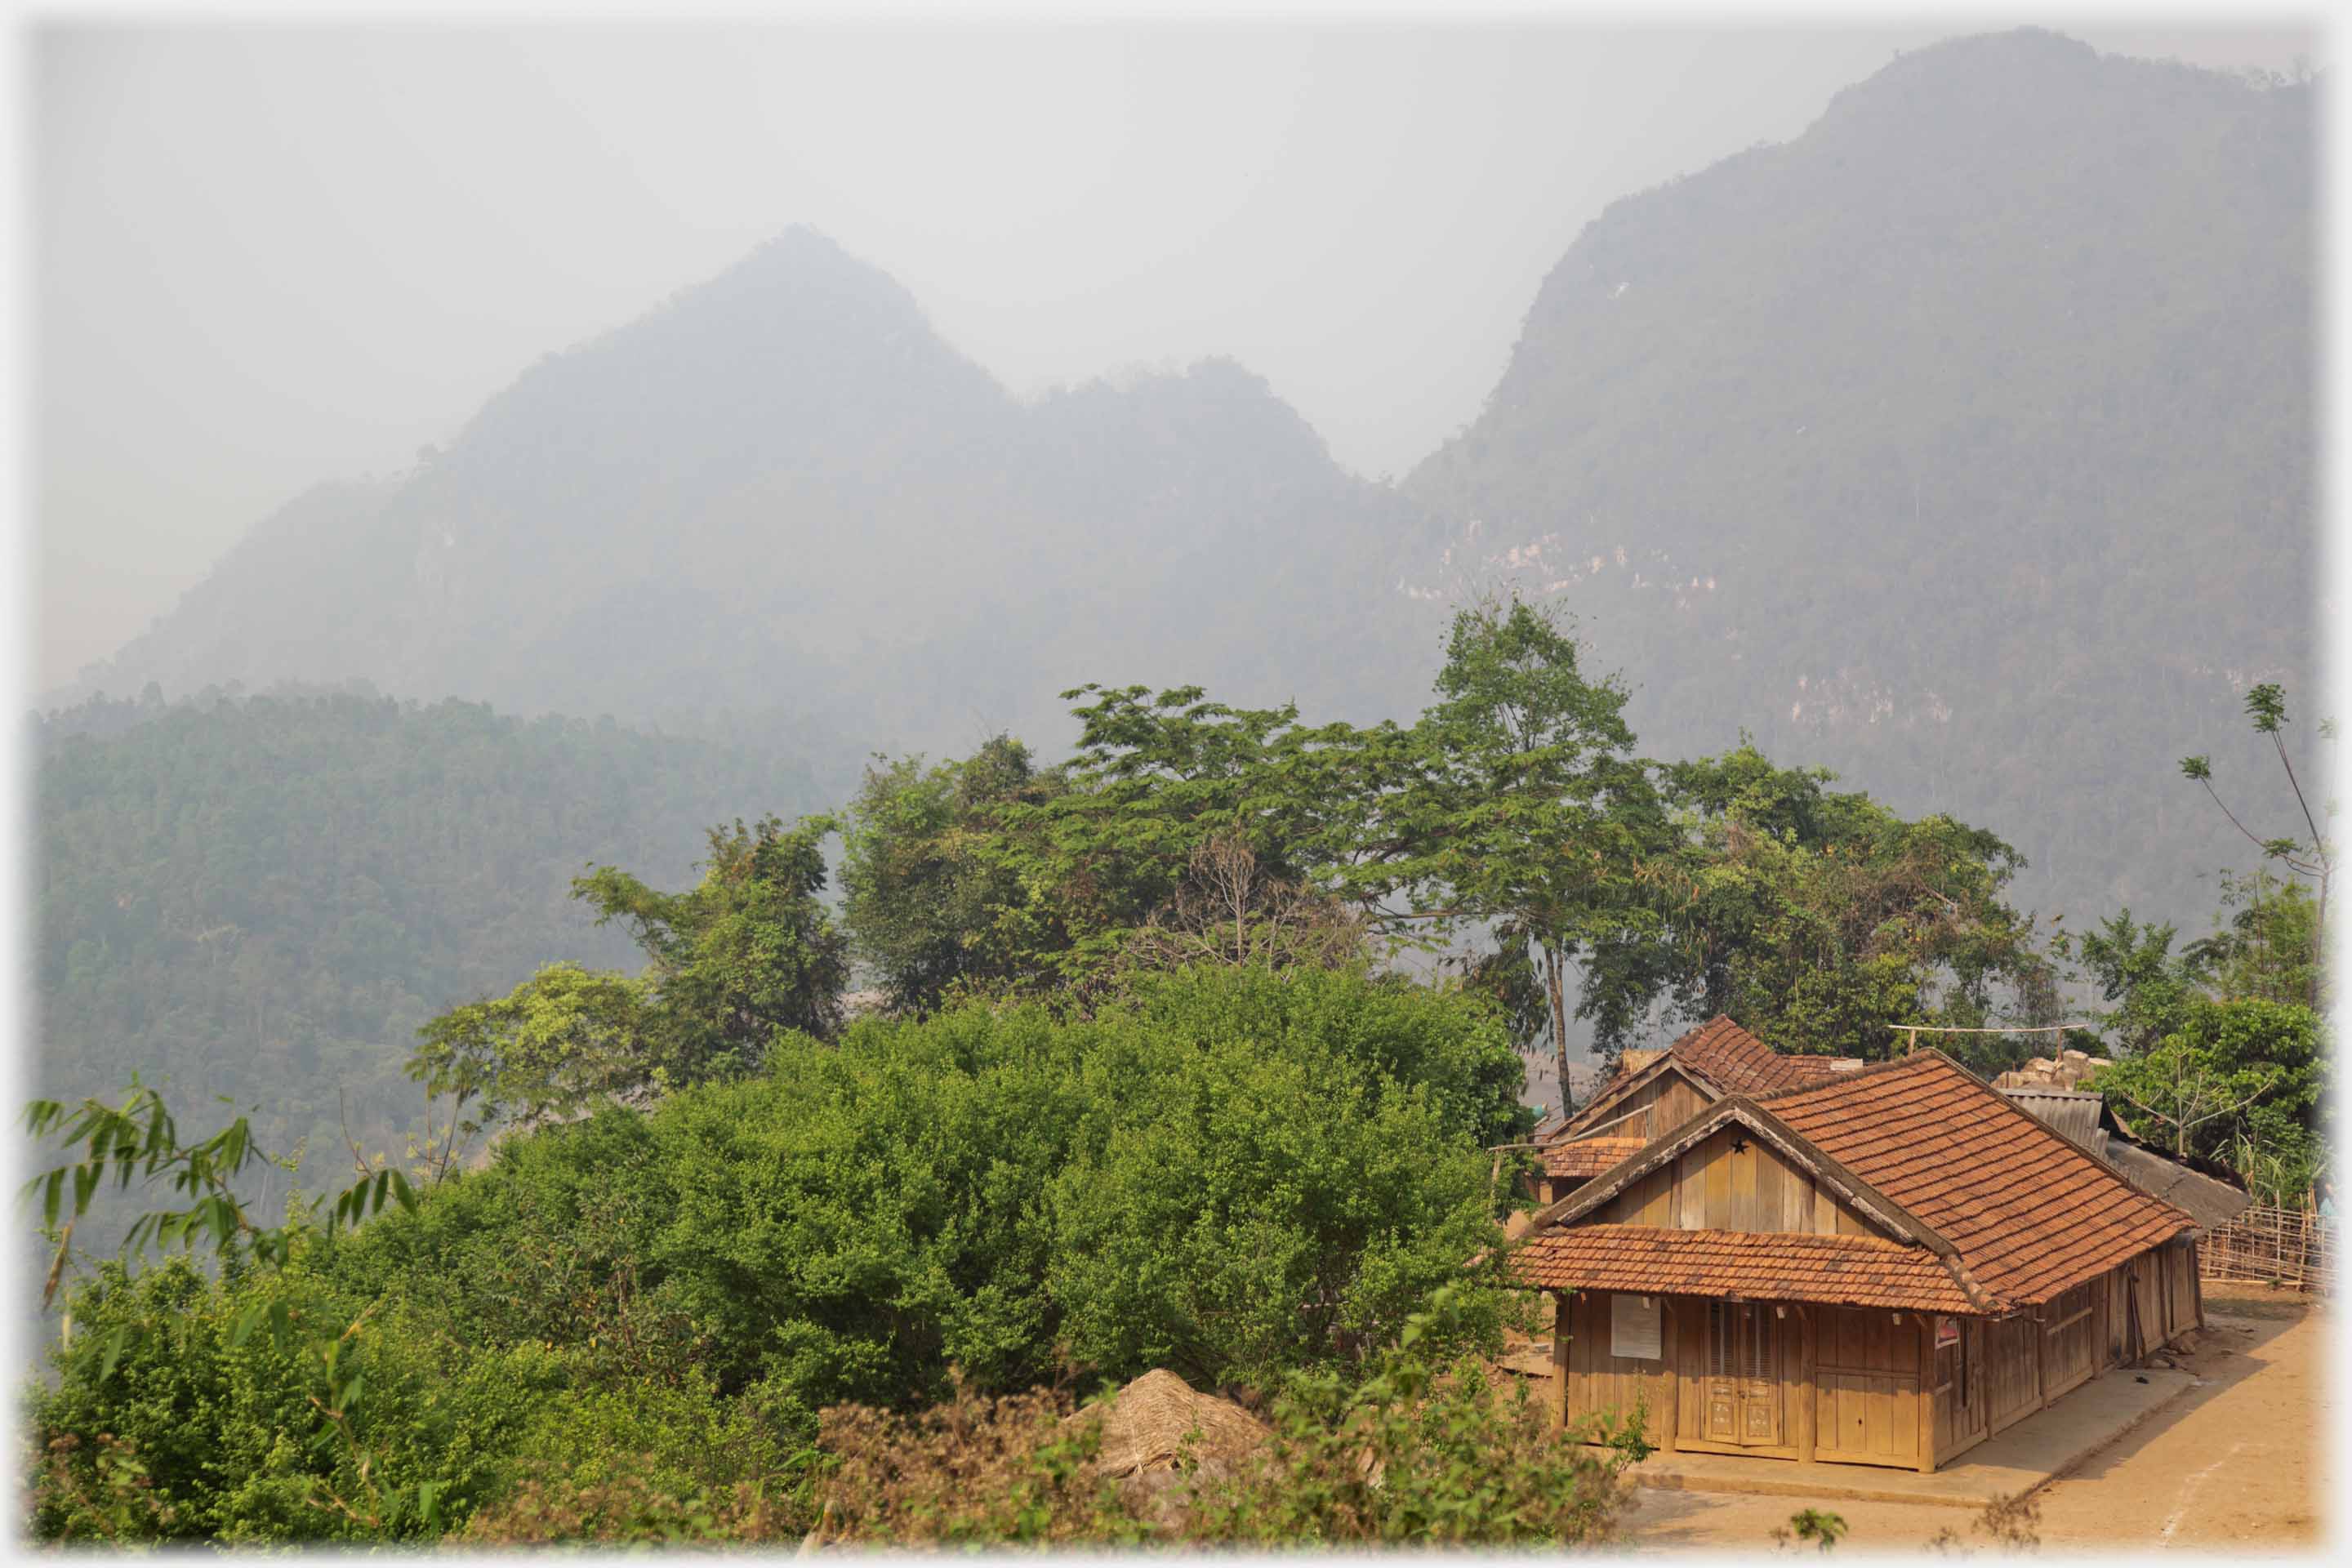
1998 1086 2253 1232
1760 1052 2195 1306
1509 1225 1978 1314
1998 1087 2108 1153
2100 1142 2254 1232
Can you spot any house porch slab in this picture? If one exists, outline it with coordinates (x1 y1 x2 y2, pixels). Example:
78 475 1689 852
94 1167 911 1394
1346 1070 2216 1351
1607 1367 2198 1508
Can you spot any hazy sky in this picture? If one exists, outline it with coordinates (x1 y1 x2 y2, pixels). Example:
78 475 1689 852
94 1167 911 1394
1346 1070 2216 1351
31 15 2320 691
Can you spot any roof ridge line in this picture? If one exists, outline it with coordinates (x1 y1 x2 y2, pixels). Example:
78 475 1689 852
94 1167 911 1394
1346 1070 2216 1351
1758 1045 1950 1099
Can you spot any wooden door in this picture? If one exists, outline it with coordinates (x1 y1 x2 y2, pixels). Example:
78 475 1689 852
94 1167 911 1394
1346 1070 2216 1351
1933 1317 1989 1459
1704 1301 1784 1446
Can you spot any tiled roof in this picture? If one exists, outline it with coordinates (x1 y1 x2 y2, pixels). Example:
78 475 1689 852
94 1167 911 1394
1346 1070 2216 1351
1761 1052 2194 1306
1508 1225 1979 1314
1542 1137 1649 1179
1665 1014 1846 1097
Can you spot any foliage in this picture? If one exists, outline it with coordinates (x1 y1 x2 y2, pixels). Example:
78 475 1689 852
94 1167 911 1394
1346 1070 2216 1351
1648 743 2058 1067
2188 870 2324 1009
1925 1487 2043 1554
32 687 820 1201
573 812 853 1068
2180 683 2333 999
16 1082 483 1544
405 963 653 1148
1325 597 1670 1089
2087 996 2323 1165
24 970 1523 1545
1178 1284 1637 1546
837 736 1064 1013
1775 1508 1851 1552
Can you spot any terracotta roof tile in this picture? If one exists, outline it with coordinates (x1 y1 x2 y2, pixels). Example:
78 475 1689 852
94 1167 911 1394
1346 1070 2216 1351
1759 1053 2195 1306
1664 1015 1846 1097
1542 1137 1649 1179
1508 1226 1977 1315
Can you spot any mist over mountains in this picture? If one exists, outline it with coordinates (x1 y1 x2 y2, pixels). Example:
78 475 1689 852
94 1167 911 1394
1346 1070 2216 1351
41 29 2319 1157
78 226 1430 765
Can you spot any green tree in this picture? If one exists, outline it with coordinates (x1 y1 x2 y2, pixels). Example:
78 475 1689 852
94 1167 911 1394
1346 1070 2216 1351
837 737 1065 1013
406 962 655 1145
1330 598 1668 1097
2180 684 2333 1002
572 813 851 1073
2086 996 2322 1163
1652 742 2056 1065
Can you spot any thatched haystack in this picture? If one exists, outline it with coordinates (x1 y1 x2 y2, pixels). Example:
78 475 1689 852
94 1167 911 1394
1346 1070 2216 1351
1067 1368 1270 1481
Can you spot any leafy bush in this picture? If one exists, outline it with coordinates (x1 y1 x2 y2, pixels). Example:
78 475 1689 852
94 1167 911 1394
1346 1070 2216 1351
1179 1285 1637 1546
27 964 1523 1544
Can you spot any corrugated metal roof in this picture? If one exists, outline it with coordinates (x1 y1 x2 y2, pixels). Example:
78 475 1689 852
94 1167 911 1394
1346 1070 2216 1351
2000 1087 2109 1154
2001 1087 2253 1232
2102 1142 2255 1232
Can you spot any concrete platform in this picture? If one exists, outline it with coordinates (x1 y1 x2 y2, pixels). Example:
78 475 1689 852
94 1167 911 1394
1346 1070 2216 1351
1610 1368 2198 1508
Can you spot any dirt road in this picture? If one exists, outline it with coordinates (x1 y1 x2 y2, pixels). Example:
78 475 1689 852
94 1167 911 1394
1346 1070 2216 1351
1618 1286 2331 1552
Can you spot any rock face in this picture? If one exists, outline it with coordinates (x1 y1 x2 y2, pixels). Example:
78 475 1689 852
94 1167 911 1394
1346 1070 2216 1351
1401 28 2316 932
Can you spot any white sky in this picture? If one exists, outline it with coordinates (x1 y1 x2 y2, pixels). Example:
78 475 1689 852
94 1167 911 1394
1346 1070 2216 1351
25 10 2324 690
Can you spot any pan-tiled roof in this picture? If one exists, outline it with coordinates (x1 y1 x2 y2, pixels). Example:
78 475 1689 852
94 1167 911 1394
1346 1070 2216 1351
1508 1225 1979 1314
1662 1015 1853 1097
1999 1086 2252 1232
1761 1052 2194 1306
1542 1136 1649 1180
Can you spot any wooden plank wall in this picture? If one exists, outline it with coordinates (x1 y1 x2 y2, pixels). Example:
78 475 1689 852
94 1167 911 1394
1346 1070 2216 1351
1594 1124 1886 1238
2040 1283 2098 1400
1984 1315 2042 1433
1560 1290 1674 1441
1812 1306 1923 1467
1931 1317 1989 1463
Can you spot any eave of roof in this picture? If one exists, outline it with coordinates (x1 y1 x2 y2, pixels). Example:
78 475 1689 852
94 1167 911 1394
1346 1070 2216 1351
1507 1226 1980 1316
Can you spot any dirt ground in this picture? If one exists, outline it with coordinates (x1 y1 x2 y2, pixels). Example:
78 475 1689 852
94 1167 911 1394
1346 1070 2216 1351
1614 1285 2333 1554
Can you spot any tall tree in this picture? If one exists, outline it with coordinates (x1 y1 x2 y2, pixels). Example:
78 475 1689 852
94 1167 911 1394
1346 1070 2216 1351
1333 599 1668 1102
573 813 852 1074
1652 742 2056 1066
2180 684 2333 1003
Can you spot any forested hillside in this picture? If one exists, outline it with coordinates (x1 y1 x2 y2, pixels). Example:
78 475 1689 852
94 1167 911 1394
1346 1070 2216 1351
33 689 822 1171
1402 29 2318 926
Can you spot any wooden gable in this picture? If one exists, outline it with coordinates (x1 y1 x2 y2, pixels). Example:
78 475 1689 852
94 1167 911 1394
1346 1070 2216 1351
1595 1122 1895 1239
1559 1056 1715 1141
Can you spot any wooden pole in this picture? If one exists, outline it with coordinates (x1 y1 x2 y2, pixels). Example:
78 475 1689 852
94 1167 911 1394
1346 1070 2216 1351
1915 1315 1936 1473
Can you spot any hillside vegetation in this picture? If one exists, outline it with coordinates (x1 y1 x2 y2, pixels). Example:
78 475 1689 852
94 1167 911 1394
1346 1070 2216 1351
33 688 821 1169
1403 30 2317 926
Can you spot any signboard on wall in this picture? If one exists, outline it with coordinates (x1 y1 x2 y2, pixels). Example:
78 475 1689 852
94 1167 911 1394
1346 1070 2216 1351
1611 1294 1663 1361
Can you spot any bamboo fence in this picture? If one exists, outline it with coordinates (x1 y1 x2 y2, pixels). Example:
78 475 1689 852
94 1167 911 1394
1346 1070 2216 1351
2200 1203 2334 1294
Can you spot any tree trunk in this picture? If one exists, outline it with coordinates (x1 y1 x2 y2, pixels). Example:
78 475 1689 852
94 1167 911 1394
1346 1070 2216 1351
1544 944 1572 1116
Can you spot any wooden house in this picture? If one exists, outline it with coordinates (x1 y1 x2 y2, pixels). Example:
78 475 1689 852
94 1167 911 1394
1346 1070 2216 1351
1509 1042 2202 1473
1533 1017 1862 1205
